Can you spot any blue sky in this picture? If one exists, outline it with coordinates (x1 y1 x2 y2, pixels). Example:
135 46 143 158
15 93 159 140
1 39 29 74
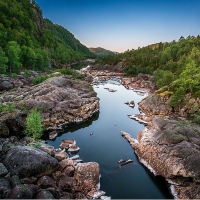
35 0 200 52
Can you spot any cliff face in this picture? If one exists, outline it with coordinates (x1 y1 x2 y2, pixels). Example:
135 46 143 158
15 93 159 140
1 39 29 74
33 6 47 31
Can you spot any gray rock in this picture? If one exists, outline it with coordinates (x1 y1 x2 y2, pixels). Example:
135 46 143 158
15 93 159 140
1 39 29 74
0 81 13 91
0 163 8 177
3 146 58 178
39 144 55 156
10 175 21 189
37 176 55 189
7 184 33 199
0 179 10 199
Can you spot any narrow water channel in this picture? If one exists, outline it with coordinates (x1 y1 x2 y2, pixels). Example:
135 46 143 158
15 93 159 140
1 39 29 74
46 81 172 199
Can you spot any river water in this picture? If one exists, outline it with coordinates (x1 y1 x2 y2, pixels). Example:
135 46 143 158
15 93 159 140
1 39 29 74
46 80 172 199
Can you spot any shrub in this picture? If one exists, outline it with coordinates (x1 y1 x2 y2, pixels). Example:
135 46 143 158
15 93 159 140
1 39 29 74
59 67 85 79
25 108 43 140
24 70 32 78
32 74 50 85
0 103 15 112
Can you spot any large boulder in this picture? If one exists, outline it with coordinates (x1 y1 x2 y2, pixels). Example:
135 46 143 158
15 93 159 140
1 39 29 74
3 146 58 178
74 162 100 195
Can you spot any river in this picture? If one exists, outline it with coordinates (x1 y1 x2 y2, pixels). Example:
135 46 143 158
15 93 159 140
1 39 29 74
46 80 172 199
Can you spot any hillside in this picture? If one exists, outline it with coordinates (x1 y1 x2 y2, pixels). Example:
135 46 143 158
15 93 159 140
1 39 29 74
99 35 200 121
0 0 95 74
89 47 118 57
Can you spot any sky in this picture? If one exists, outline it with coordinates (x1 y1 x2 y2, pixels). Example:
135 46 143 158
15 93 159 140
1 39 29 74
35 0 200 53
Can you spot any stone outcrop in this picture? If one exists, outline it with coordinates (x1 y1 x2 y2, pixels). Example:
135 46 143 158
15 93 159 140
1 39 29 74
3 146 58 178
0 76 99 132
0 136 108 199
121 116 200 199
0 110 27 138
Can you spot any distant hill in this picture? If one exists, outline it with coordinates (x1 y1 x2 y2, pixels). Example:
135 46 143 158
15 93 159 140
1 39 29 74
89 47 119 57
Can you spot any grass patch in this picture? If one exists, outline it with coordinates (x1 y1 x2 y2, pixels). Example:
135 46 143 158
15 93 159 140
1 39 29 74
0 103 15 112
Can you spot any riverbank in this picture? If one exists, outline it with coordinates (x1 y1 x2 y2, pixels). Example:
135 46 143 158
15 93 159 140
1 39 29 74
82 64 200 199
0 136 109 199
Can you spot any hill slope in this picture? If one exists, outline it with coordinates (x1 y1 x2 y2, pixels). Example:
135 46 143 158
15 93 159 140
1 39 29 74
89 47 118 57
0 0 95 74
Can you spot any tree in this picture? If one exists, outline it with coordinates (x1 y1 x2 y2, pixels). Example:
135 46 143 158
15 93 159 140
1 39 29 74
5 41 22 73
0 47 8 74
160 47 172 65
25 108 43 140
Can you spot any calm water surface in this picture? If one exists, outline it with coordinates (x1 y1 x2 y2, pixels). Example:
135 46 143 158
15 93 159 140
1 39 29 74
46 82 172 199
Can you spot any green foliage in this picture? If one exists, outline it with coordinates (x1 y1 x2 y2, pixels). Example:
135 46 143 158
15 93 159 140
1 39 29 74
0 47 8 74
5 41 22 73
193 113 200 125
88 86 93 91
0 0 94 75
0 103 15 112
152 69 174 88
169 87 186 107
32 141 43 148
23 69 32 77
32 74 52 85
59 68 85 79
71 62 89 70
25 108 43 140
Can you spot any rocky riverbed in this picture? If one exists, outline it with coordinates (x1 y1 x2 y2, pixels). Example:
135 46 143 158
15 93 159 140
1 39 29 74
0 136 108 199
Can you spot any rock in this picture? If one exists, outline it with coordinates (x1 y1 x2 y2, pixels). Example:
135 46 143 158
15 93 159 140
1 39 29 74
0 110 27 138
54 149 68 161
61 166 75 177
20 177 37 184
101 195 111 200
0 163 8 177
35 190 55 199
74 162 100 195
3 146 58 178
58 177 77 193
87 190 106 199
60 192 74 199
10 175 21 189
60 139 75 149
0 81 13 91
0 179 10 199
45 187 61 199
120 159 133 166
37 176 55 189
129 100 135 107
70 155 80 160
1 76 100 130
127 116 200 199
58 158 74 171
49 130 58 140
67 145 80 154
7 184 34 199
39 144 55 156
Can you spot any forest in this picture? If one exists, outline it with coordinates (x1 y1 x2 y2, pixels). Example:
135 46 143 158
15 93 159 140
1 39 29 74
100 35 200 112
0 0 95 75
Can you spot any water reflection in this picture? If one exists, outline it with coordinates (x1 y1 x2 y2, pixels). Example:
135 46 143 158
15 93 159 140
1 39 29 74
46 82 172 199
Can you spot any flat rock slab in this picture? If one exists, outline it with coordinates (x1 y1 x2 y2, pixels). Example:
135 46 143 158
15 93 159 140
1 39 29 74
3 146 58 178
